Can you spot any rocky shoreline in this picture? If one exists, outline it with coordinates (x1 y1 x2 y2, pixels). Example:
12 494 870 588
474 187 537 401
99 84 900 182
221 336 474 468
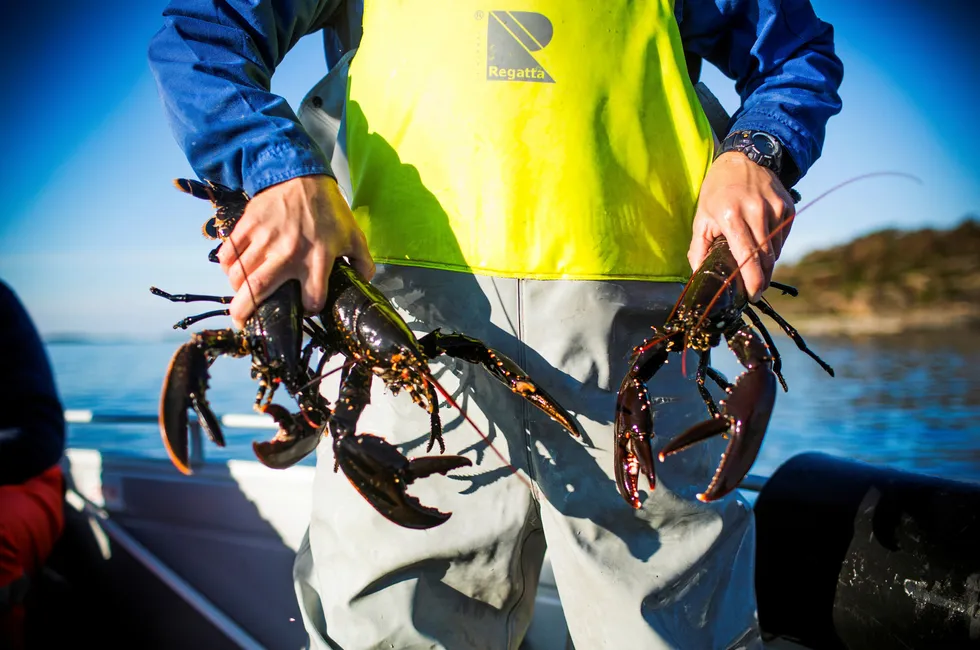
765 218 980 337
770 303 980 337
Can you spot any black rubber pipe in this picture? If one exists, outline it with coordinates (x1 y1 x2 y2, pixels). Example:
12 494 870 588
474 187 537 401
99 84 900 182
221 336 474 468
754 452 980 650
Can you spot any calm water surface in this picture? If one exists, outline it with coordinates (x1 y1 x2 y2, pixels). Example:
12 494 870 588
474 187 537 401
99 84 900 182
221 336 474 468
46 329 980 483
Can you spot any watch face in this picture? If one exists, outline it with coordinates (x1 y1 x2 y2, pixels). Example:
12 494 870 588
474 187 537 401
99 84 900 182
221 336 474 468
751 132 778 156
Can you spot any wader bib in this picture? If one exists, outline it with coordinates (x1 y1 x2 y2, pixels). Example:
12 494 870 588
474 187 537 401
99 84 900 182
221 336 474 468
346 0 714 280
294 4 760 649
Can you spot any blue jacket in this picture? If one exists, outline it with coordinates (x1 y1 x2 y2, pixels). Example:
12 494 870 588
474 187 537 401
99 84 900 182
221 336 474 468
148 0 843 199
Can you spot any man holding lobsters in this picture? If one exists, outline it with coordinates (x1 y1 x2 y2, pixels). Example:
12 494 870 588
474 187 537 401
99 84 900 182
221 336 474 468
149 1 842 647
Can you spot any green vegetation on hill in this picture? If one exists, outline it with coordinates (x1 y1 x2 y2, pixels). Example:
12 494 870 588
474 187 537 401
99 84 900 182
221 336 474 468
766 217 980 332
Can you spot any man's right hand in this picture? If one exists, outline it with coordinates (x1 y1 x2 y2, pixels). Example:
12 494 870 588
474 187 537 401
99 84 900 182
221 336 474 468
216 174 376 329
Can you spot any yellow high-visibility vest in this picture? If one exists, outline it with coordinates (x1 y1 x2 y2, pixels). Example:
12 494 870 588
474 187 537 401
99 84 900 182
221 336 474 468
347 0 714 281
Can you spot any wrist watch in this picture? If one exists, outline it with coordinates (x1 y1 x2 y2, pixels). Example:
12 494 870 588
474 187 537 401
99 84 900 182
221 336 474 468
719 130 801 203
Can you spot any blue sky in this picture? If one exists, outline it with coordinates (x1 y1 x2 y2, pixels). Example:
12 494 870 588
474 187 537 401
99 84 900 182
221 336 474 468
1 1 978 337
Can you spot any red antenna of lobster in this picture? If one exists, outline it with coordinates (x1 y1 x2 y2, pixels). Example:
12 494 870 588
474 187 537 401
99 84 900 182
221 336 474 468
636 171 923 375
690 172 923 336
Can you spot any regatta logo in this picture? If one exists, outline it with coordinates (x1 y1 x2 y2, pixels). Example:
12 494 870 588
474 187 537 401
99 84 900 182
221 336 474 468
487 11 555 83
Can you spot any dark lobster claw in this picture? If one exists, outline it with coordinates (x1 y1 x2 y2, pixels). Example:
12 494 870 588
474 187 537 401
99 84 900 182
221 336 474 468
334 434 472 529
614 337 670 508
159 342 226 475
480 347 584 438
252 404 326 469
660 353 777 503
614 375 657 508
615 237 834 507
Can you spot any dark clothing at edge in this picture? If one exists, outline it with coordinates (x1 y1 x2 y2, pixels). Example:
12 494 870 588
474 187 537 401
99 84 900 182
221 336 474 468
0 282 65 486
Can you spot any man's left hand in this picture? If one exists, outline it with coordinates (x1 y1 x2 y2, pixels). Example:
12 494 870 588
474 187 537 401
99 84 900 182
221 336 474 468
688 151 796 302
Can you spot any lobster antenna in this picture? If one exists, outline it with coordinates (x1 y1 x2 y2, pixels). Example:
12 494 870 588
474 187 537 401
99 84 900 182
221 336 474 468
225 234 273 358
693 171 922 332
672 270 701 378
424 373 532 489
681 340 691 378
635 239 711 360
665 270 698 324
542 173 920 373
211 182 279 375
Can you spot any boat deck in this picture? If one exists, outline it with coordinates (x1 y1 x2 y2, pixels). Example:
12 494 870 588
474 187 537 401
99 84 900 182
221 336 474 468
21 448 812 649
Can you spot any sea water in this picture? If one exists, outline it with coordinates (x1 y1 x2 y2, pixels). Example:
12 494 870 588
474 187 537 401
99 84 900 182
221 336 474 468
46 329 980 483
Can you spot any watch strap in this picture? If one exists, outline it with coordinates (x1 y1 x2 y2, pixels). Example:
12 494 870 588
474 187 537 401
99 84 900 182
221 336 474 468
719 129 801 203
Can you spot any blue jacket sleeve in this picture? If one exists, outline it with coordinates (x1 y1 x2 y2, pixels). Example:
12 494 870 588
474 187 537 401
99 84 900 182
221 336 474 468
678 0 844 185
148 0 339 197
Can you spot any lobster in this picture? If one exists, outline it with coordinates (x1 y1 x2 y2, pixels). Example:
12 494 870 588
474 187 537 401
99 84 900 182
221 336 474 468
614 236 835 507
153 179 582 529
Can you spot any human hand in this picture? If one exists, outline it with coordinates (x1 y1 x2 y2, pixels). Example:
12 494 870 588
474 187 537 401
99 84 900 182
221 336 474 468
217 174 375 328
687 152 796 302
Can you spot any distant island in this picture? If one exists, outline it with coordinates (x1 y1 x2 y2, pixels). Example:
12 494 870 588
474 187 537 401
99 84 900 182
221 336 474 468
766 216 980 336
43 332 191 345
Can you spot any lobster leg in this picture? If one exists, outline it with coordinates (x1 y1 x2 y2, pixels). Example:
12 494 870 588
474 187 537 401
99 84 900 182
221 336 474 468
328 362 373 441
173 310 232 330
695 351 721 418
768 281 799 296
695 352 743 425
425 391 444 453
660 322 777 502
330 362 471 529
755 298 835 378
704 365 731 392
150 287 233 329
417 330 583 438
744 306 788 392
613 332 674 509
150 287 232 305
